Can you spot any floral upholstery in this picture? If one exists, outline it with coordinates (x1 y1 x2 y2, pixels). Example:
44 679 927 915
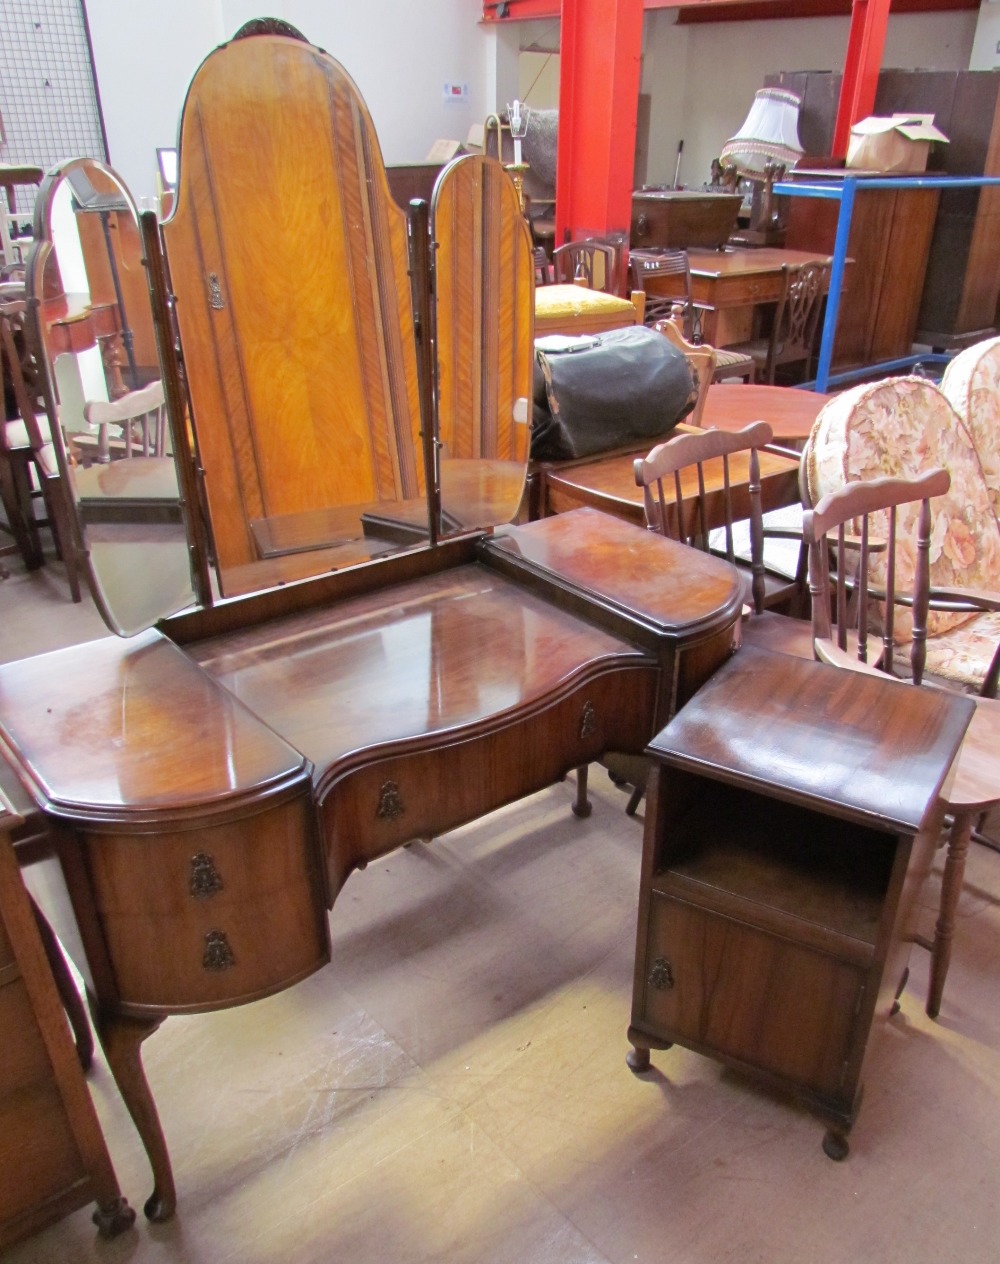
940 335 1000 521
806 376 1000 692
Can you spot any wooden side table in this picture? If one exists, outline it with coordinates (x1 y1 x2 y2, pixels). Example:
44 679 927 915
627 645 973 1158
0 789 134 1247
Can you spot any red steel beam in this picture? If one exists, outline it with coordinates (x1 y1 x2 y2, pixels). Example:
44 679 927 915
832 0 892 157
554 0 643 248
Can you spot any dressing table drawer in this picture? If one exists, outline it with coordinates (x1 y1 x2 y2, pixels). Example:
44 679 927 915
79 783 329 1014
322 662 658 877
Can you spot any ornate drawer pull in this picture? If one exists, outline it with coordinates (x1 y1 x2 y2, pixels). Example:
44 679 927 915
376 780 405 820
580 700 596 739
649 956 674 990
203 930 235 972
190 852 224 899
208 272 225 309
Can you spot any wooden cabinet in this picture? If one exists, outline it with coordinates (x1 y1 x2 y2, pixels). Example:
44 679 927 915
627 646 973 1157
0 791 134 1248
767 68 1000 350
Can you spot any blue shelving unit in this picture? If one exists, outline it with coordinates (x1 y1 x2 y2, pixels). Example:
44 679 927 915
771 172 1000 393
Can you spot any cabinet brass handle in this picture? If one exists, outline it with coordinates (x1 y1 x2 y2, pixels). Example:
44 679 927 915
203 930 235 972
649 956 674 990
190 852 224 899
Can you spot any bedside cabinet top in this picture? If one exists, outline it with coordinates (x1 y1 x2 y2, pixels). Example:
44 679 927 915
648 645 974 835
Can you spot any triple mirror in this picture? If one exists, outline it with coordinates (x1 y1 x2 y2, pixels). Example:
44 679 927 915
27 24 534 635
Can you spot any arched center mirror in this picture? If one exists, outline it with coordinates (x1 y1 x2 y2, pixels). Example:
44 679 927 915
25 26 534 631
27 158 196 635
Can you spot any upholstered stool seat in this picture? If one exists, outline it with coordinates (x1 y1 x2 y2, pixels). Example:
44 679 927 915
534 284 639 338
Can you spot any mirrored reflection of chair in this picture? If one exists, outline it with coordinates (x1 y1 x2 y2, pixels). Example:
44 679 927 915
728 261 829 385
82 379 168 464
806 376 1000 698
533 247 553 286
552 239 617 291
0 301 82 599
803 467 1000 1019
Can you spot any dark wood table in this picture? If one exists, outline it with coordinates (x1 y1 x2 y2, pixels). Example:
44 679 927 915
645 247 839 347
700 383 834 444
536 430 801 528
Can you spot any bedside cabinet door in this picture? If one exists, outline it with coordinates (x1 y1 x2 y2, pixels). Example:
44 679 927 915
635 894 867 1104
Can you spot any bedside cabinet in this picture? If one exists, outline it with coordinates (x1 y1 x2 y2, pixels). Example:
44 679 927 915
0 789 134 1248
627 647 973 1158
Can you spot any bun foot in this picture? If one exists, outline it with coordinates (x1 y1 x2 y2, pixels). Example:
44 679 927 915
92 1197 136 1238
627 1045 653 1072
822 1128 850 1161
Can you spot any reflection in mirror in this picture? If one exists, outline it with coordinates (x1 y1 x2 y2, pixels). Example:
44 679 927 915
27 160 195 636
431 155 534 536
159 31 430 598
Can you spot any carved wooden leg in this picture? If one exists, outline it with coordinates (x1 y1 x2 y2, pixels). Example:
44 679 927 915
927 810 973 1020
572 764 592 818
91 1006 176 1221
30 898 94 1070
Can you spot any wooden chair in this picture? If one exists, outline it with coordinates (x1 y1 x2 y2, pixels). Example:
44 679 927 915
804 467 1000 1018
727 261 829 385
604 422 813 815
806 376 1000 699
82 379 168 464
533 246 553 286
629 250 753 384
552 239 617 291
0 301 82 599
651 313 715 427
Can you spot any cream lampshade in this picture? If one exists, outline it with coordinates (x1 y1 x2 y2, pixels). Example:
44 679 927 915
720 88 803 246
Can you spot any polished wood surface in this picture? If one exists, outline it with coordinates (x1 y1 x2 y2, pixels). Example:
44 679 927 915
0 791 134 1245
538 437 801 530
628 646 972 1157
0 28 749 1231
647 247 837 346
700 382 833 443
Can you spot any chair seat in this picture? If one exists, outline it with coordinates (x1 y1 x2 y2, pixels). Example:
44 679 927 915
4 411 53 451
907 610 1000 696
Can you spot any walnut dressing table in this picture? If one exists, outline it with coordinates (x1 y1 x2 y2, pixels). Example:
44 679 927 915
0 24 743 1223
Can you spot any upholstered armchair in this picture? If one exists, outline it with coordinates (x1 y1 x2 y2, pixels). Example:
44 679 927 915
805 375 1000 697
940 334 1000 523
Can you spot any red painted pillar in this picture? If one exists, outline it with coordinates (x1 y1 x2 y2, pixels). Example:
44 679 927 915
554 0 643 260
832 0 892 159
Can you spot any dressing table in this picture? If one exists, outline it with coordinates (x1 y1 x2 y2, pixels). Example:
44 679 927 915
0 22 743 1223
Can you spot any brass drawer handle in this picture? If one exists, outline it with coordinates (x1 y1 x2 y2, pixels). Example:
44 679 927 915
203 930 236 972
649 956 674 990
376 780 405 820
190 852 224 899
580 700 597 740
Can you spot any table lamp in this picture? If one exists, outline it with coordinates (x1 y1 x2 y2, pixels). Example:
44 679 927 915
720 87 803 247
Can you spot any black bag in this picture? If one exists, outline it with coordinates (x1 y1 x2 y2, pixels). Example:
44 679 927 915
530 325 697 462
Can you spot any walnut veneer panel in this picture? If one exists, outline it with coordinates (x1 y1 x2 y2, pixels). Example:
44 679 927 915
0 630 309 822
163 33 423 587
434 156 534 468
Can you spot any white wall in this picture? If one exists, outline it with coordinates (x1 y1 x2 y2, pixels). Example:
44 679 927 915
85 0 500 201
970 2 1000 68
643 8 979 191
84 1 983 205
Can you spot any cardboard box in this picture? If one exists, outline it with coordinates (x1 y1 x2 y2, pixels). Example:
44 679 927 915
846 114 949 173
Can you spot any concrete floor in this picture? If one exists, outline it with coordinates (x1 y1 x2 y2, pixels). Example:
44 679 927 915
2 555 1000 1264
